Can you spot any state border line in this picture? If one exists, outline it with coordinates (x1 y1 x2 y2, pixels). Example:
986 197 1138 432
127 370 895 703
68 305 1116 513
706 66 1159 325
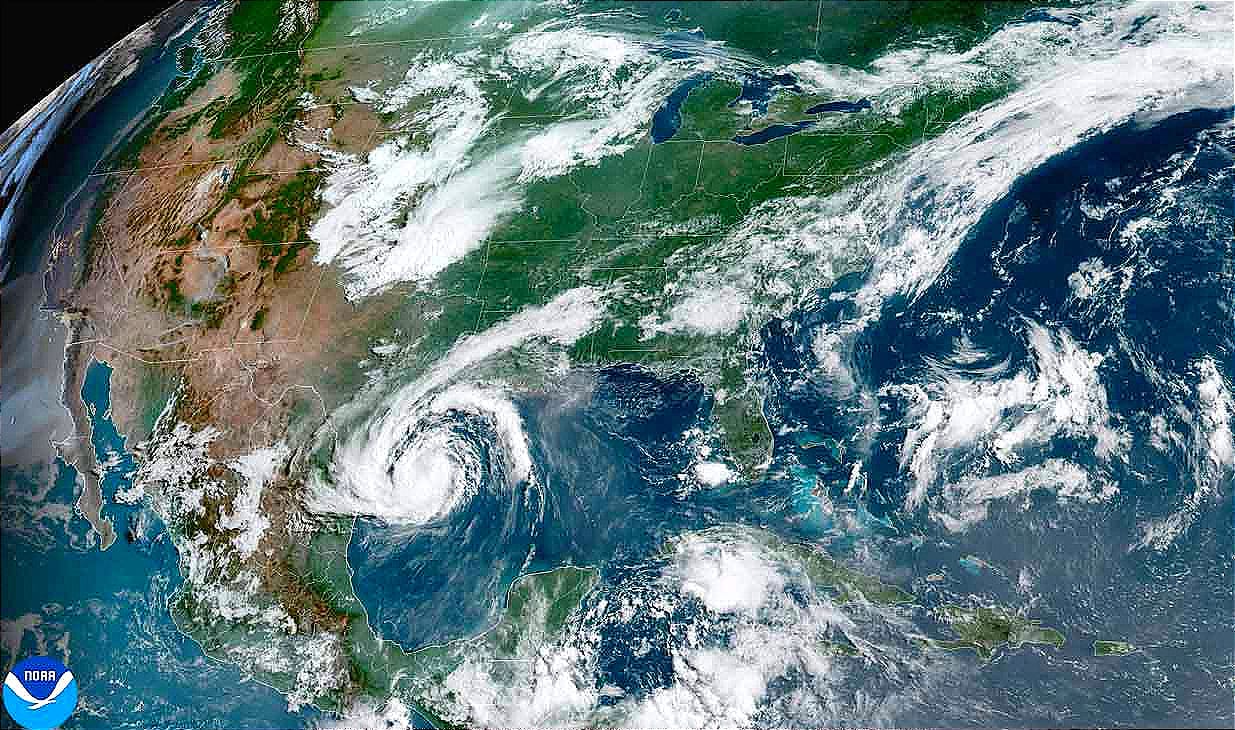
88 115 908 179
71 51 935 367
85 236 327 365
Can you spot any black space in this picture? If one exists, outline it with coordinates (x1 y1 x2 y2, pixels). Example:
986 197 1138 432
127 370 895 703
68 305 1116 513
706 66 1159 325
1 0 177 131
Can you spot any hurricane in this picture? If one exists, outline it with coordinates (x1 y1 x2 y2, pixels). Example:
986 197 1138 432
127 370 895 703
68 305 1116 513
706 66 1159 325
2 1 1231 728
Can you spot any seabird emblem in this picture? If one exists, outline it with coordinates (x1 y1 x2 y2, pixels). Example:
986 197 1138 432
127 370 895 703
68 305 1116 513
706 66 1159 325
4 671 74 710
2 656 78 729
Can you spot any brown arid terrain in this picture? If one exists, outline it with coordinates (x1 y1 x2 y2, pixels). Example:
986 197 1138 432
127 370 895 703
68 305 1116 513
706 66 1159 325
52 19 394 699
7 1 1233 726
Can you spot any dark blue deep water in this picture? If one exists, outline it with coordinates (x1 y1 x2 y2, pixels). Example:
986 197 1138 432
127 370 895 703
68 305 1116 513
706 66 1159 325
0 11 321 724
732 120 816 145
806 98 871 114
860 107 1234 515
4 3 1231 724
350 367 731 648
348 106 1233 725
729 71 801 115
764 108 1234 724
651 73 713 143
1 362 310 728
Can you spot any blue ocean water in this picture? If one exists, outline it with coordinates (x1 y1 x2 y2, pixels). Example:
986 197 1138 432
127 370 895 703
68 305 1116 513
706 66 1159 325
1015 8 1083 28
349 361 855 649
2 11 321 725
2 3 1230 725
350 367 719 648
346 105 1234 724
857 107 1233 516
4 17 201 285
786 108 1233 723
2 362 312 729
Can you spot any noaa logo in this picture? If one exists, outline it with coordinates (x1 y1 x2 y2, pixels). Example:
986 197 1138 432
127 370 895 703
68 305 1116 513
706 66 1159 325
3 657 77 730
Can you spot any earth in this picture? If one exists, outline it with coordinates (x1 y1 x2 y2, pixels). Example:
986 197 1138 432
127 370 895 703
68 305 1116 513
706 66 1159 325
1 1 1232 728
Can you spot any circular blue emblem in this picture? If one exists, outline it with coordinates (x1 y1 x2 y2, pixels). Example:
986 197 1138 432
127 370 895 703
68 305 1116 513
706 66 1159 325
3 656 77 730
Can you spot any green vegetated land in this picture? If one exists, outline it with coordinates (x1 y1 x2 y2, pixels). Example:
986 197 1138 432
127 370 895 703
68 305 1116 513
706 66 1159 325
302 518 598 726
119 1 1075 719
246 171 324 275
782 540 916 606
412 67 1023 475
933 605 1066 660
134 0 1039 481
1093 639 1136 656
277 18 1056 713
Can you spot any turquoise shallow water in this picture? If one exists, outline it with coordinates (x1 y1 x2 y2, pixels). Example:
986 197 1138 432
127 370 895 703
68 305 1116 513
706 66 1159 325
344 105 1235 726
2 3 1232 727
1 363 312 728
2 13 318 722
